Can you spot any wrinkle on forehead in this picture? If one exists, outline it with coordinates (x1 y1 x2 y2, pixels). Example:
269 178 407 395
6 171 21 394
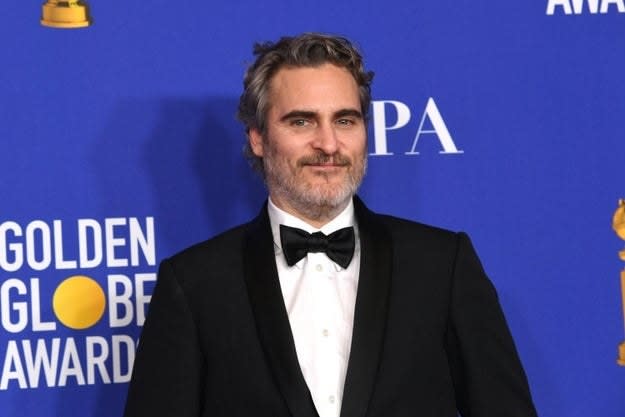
266 63 361 118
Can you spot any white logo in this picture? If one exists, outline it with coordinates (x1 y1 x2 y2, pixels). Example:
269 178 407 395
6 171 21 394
546 0 625 15
0 217 156 390
370 97 463 156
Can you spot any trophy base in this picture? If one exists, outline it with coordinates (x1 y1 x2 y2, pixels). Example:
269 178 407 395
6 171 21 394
618 343 625 366
41 1 91 29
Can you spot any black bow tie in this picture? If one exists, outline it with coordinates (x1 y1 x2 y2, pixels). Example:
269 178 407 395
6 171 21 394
279 225 355 269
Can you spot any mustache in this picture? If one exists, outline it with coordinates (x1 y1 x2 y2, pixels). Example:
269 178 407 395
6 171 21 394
297 152 352 167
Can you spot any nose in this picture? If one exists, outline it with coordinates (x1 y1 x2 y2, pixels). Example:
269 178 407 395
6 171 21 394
312 122 339 155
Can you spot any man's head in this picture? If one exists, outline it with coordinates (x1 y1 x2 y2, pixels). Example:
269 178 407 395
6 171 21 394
237 33 374 225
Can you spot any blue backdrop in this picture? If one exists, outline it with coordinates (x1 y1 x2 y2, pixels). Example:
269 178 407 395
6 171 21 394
1 1 624 416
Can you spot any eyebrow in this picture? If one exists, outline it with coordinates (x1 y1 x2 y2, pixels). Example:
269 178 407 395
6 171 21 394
279 108 363 123
280 110 317 123
334 109 363 119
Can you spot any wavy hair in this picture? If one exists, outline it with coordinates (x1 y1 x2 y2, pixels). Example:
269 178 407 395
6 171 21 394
237 33 374 174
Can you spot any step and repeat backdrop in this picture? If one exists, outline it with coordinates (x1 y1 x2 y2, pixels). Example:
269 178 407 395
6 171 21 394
1 1 624 416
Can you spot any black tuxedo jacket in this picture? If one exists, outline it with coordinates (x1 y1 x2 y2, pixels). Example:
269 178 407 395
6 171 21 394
124 198 537 417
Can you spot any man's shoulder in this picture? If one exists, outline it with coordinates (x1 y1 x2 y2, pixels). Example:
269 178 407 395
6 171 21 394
369 211 478 268
355 196 459 242
376 212 455 235
367 208 460 243
163 220 254 271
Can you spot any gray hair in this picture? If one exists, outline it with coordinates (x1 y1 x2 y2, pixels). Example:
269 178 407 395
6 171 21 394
237 33 374 174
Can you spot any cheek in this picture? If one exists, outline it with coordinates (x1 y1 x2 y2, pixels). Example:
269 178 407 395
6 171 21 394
344 129 367 150
267 144 300 171
274 143 307 164
348 138 368 159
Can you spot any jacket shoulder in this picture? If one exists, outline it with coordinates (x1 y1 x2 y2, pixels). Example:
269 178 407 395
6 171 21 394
161 221 252 284
375 213 460 243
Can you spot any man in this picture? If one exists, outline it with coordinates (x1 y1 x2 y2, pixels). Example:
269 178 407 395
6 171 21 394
124 33 538 417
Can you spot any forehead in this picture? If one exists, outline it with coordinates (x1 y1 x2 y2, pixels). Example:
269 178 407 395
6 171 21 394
267 64 360 112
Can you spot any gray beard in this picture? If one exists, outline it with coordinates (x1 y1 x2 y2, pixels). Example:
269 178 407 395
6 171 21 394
264 155 367 222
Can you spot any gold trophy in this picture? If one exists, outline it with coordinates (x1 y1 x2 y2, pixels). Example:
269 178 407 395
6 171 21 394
41 0 92 28
612 199 625 366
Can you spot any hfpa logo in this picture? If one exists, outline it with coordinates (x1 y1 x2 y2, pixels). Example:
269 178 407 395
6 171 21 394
369 97 463 156
546 0 625 14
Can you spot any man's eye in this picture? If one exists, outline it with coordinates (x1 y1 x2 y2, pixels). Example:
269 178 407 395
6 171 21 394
291 119 309 127
337 119 354 126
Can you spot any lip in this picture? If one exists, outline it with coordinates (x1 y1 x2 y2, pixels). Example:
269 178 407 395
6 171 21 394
309 163 342 166
304 161 348 167
305 164 346 170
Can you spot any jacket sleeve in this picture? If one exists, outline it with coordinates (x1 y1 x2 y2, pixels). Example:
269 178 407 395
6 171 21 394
123 259 205 417
446 232 538 417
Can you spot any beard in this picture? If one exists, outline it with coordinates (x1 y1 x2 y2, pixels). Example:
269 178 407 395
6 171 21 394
262 145 367 221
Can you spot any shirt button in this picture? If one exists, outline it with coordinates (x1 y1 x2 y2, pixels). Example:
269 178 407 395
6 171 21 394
315 264 323 272
329 395 336 404
322 329 329 337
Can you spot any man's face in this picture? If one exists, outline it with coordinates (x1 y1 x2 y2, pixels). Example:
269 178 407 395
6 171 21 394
249 63 367 222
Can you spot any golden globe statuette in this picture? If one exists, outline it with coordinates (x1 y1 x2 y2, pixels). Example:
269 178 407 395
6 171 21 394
41 0 91 28
612 199 625 366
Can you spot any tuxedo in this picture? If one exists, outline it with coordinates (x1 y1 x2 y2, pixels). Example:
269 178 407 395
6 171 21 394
124 197 537 417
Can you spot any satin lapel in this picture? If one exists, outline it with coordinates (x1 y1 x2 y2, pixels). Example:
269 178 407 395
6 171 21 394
340 197 393 417
243 206 318 417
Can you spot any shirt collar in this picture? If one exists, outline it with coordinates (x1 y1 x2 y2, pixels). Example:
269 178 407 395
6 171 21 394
267 197 356 253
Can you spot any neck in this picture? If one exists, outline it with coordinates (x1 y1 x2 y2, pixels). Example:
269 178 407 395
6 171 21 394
269 194 351 229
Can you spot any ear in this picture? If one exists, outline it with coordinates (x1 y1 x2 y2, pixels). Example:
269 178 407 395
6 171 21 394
248 128 264 157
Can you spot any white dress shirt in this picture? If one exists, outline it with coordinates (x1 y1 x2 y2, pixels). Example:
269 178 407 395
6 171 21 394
267 198 361 417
